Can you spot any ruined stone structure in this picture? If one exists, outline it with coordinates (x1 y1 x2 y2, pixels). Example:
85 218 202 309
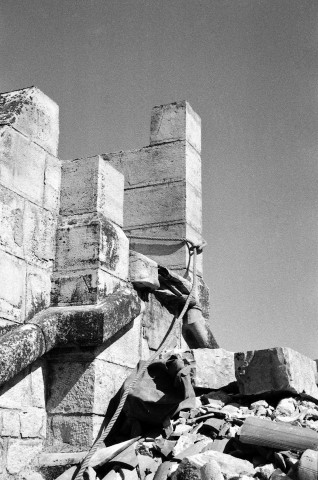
0 87 214 479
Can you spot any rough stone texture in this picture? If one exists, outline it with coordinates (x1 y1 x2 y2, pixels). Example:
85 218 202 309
104 113 203 276
129 250 160 290
60 156 124 227
0 86 59 155
191 348 236 389
6 438 43 474
235 347 318 398
150 101 201 153
181 451 255 479
0 409 20 437
0 87 61 329
0 249 26 323
20 408 46 438
47 414 104 450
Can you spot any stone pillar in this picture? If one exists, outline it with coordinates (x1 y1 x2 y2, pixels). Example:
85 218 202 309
51 156 128 305
0 86 60 331
104 100 203 277
47 155 144 452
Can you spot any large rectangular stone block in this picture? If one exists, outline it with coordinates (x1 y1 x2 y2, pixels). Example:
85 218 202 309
235 347 318 398
191 348 236 389
47 357 132 415
150 101 201 153
60 156 124 226
104 140 201 192
0 250 26 323
23 200 57 268
6 438 43 475
55 216 128 277
124 181 201 233
0 86 59 155
44 153 61 212
0 184 25 259
0 126 46 207
47 413 103 450
51 268 127 306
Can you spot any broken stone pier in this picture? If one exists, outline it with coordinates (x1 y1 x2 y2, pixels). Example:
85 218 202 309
0 87 317 480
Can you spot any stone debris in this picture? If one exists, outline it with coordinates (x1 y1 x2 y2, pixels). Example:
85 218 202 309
61 375 318 480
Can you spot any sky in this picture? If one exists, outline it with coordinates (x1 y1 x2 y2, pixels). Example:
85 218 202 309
1 0 318 358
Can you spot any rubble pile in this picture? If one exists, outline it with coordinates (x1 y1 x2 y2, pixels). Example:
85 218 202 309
58 356 318 480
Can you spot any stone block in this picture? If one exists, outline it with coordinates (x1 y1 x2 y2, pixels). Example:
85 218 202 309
150 101 201 153
0 409 20 436
6 438 43 474
60 156 124 226
30 360 46 409
129 250 159 290
20 408 46 438
0 184 25 259
0 126 46 206
48 414 104 449
26 264 52 320
94 315 142 368
0 249 26 323
44 153 61 212
55 216 128 278
51 267 127 306
235 347 318 398
124 181 201 233
191 348 236 389
127 223 203 274
0 368 33 409
0 86 59 155
104 140 201 192
47 357 132 415
142 293 182 351
23 200 57 267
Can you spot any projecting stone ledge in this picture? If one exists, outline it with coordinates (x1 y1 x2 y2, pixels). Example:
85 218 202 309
235 347 318 399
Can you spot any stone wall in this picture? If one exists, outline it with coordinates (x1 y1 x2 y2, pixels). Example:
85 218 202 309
0 87 207 478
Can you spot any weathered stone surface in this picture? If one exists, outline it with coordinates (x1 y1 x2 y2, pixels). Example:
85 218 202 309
51 268 127 306
192 348 235 389
104 140 201 192
0 409 20 437
235 347 318 398
55 216 128 278
6 438 43 474
0 368 33 409
94 315 142 368
0 324 45 386
47 357 132 415
48 413 104 449
0 86 59 155
44 153 61 212
129 250 159 290
23 200 57 267
142 292 181 351
0 319 17 336
20 408 46 438
26 264 52 320
0 184 25 259
60 156 124 226
150 101 201 154
0 126 47 207
30 361 46 409
0 250 26 323
124 181 201 233
182 451 254 479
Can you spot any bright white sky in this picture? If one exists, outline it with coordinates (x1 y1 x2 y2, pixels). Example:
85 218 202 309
1 0 318 358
